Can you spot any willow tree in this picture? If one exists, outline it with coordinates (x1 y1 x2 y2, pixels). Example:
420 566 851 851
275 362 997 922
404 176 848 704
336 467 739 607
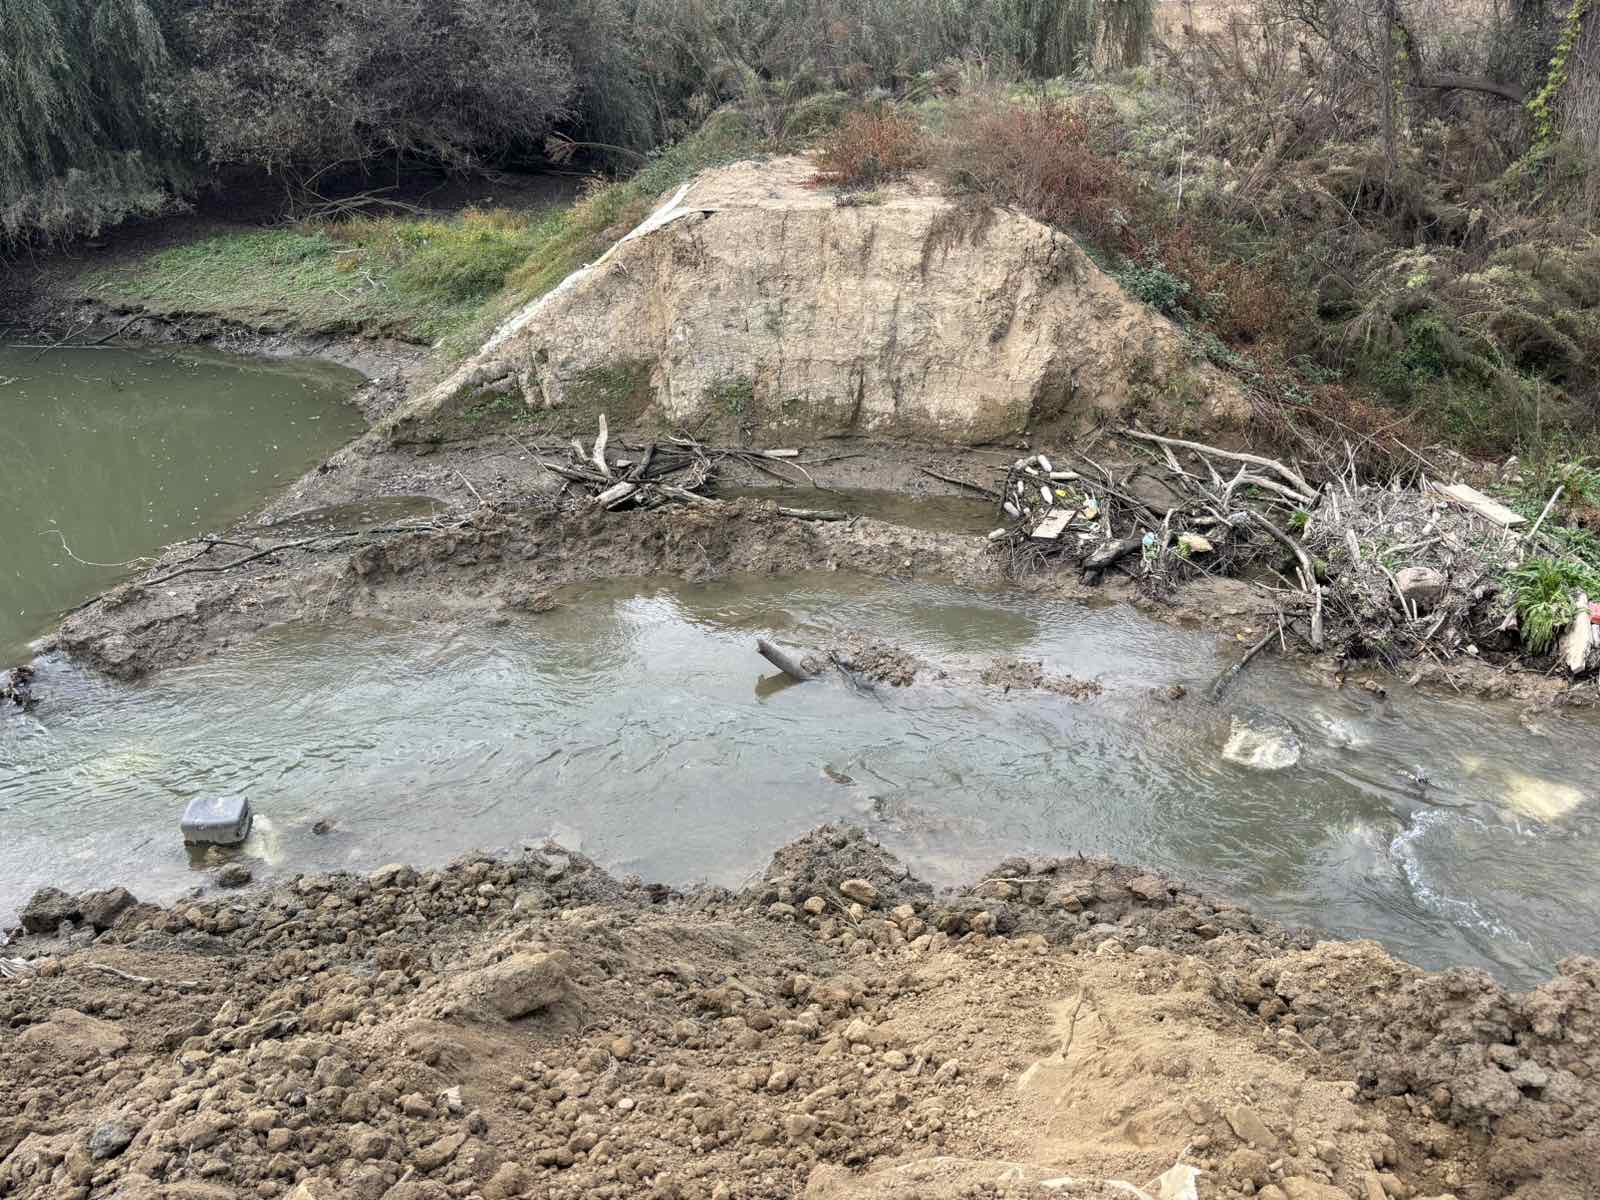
0 0 186 243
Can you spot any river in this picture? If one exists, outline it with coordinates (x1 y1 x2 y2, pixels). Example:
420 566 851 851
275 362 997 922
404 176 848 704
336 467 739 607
4 572 1595 989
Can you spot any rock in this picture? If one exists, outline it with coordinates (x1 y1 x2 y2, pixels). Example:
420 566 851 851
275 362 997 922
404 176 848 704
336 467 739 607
802 896 827 915
17 1009 129 1061
79 886 137 931
20 886 79 933
174 1111 231 1151
459 950 570 1019
483 1163 532 1199
1395 566 1448 614
88 1121 135 1160
285 1180 342 1200
399 158 1246 447
369 863 418 888
1128 874 1169 902
1224 1105 1278 1150
783 1114 819 1141
214 863 253 888
1282 1180 1351 1200
839 879 879 906
413 1130 467 1170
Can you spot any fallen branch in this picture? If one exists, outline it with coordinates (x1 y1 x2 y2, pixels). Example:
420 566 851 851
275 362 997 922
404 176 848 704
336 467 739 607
756 638 812 682
918 466 1001 501
1121 429 1315 504
82 963 202 989
1247 512 1324 650
1206 627 1276 701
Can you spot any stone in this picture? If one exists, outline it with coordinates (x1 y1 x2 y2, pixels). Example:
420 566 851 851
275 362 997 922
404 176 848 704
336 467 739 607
214 863 253 888
483 1163 531 1199
1282 1180 1351 1200
369 863 418 888
461 950 570 1019
783 1114 818 1141
802 897 827 915
79 886 137 931
88 1122 135 1160
285 1180 342 1200
17 1009 129 1061
1225 1105 1278 1150
1395 566 1448 614
839 879 879 906
1128 875 1169 902
352 1128 392 1160
413 1130 467 1171
20 886 79 933
174 1112 231 1151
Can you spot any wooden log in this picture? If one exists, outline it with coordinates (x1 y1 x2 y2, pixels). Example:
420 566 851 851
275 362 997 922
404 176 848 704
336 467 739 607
595 481 639 508
763 449 800 459
757 638 812 682
1083 535 1145 571
1248 512 1324 650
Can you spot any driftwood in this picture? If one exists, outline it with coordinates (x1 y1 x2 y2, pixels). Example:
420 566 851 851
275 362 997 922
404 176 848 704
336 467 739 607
1081 535 1144 583
757 638 812 682
82 962 202 989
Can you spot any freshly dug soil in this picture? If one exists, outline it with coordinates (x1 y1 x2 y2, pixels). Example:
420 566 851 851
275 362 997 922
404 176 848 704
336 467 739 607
2 827 1596 1200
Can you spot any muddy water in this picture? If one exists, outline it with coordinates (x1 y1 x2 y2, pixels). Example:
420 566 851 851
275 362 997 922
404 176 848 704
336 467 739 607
3 575 1597 987
0 345 366 660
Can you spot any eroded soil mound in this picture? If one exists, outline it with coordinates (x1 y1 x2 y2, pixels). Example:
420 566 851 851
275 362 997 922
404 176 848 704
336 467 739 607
389 157 1247 447
3 827 1595 1200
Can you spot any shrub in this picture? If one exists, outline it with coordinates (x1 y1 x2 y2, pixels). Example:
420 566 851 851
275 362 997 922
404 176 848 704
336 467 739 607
813 109 928 188
1116 260 1189 314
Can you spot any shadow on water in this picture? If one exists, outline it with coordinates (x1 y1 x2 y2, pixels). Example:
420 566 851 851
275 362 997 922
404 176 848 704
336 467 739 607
2 572 1596 988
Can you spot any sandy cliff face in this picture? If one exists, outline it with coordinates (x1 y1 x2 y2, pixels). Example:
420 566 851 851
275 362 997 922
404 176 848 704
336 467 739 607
392 157 1247 445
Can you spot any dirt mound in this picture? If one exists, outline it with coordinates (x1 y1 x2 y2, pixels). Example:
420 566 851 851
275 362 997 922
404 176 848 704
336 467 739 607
980 656 1102 697
387 156 1247 448
3 829 1595 1200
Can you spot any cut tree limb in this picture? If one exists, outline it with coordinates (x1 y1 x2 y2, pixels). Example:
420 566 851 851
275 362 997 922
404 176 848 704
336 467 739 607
757 638 812 682
592 415 612 479
776 507 848 521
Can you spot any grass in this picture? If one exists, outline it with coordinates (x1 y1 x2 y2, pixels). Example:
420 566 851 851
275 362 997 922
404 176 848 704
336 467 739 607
1508 556 1600 652
80 107 773 355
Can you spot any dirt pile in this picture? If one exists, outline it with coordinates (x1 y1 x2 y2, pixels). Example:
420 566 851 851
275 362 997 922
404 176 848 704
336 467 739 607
385 157 1247 448
3 827 1595 1200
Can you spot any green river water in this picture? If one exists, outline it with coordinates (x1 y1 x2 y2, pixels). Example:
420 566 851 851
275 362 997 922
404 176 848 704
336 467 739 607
0 344 365 661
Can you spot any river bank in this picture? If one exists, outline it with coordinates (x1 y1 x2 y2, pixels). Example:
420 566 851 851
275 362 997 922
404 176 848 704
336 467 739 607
2 826 1595 1200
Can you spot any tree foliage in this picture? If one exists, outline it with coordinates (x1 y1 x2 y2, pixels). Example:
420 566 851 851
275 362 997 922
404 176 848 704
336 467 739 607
0 0 186 241
0 0 1159 246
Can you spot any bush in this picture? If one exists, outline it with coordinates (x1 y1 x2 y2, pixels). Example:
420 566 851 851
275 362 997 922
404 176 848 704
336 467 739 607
1116 259 1189 315
813 109 928 188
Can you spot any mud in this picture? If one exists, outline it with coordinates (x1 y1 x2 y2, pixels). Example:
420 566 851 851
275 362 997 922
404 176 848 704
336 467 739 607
2 826 1594 1200
979 657 1103 698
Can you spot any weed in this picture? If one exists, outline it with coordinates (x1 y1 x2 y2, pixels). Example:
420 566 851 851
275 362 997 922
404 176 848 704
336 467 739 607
1116 259 1189 316
707 375 755 416
813 108 927 189
1508 556 1600 652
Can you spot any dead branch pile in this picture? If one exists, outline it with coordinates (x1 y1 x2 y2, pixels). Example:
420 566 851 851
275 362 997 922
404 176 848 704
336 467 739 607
538 416 826 513
987 436 1300 606
1302 475 1516 668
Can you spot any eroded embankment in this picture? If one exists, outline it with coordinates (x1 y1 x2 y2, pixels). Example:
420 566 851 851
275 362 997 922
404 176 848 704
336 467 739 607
2 826 1596 1200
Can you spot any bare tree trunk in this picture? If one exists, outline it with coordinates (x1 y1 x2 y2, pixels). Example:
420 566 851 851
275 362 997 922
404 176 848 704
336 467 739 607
1380 0 1399 178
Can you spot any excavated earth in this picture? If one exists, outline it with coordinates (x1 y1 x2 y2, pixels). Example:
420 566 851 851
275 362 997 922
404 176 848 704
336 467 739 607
2 827 1597 1200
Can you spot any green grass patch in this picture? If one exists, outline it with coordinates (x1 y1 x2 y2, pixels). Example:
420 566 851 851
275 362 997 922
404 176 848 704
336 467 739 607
82 106 775 355
1508 556 1600 653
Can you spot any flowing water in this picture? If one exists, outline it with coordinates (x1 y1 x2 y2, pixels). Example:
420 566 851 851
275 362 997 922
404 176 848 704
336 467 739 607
0 344 366 660
3 573 1596 988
